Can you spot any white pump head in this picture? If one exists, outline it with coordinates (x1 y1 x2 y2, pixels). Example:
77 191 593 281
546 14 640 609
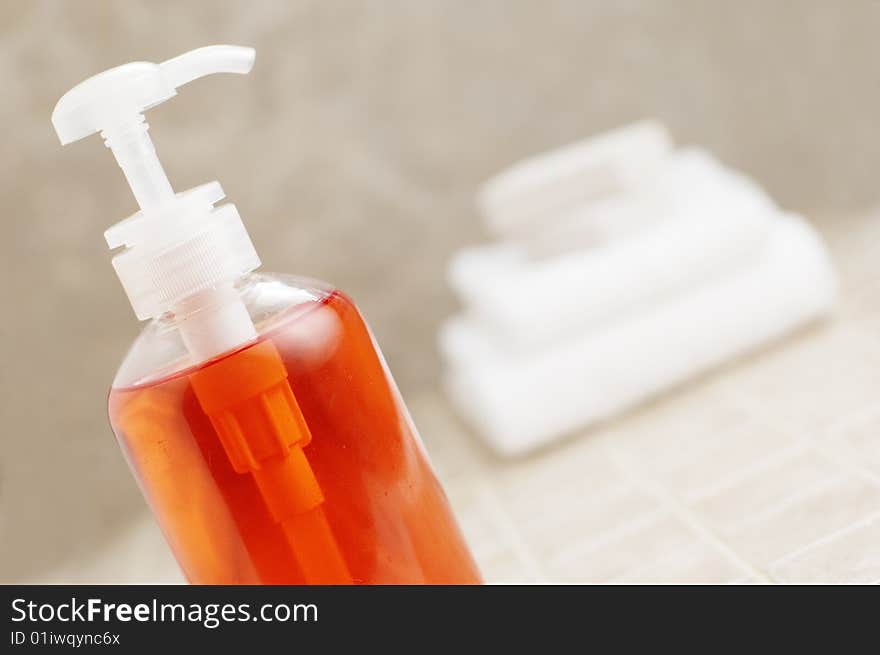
52 45 261 320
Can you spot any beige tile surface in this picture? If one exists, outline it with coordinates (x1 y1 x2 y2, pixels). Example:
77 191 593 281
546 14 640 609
410 211 880 584
770 513 880 584
20 209 880 585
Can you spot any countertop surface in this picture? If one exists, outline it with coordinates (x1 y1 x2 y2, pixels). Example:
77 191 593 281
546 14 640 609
37 211 880 584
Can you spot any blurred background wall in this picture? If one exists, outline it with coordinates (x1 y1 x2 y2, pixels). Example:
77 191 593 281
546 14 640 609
2 0 879 581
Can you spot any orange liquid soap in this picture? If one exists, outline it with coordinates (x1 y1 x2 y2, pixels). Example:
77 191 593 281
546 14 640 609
109 289 481 584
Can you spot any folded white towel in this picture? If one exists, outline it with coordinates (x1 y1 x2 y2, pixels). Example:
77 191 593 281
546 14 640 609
450 149 778 352
441 215 837 456
479 120 673 239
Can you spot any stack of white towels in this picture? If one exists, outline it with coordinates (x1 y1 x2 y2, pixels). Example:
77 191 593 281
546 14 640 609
440 121 837 456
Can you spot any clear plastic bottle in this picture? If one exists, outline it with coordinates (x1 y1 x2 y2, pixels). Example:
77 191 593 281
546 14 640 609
108 275 480 583
53 46 480 584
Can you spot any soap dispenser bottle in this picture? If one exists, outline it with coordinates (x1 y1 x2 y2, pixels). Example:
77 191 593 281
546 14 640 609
52 45 481 585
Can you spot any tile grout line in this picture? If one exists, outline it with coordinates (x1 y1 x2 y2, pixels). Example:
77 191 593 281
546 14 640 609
721 475 844 533
768 509 880 573
724 382 880 489
684 442 809 505
811 439 880 489
549 510 664 569
600 442 774 583
606 539 714 585
818 402 880 439
514 482 644 544
473 479 550 583
720 384 880 579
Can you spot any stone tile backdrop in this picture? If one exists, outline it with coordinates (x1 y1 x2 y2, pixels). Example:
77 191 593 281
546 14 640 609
2 0 879 581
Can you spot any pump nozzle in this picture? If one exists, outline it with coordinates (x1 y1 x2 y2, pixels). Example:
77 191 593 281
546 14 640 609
51 45 261 321
52 45 255 146
52 45 254 214
160 45 256 89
